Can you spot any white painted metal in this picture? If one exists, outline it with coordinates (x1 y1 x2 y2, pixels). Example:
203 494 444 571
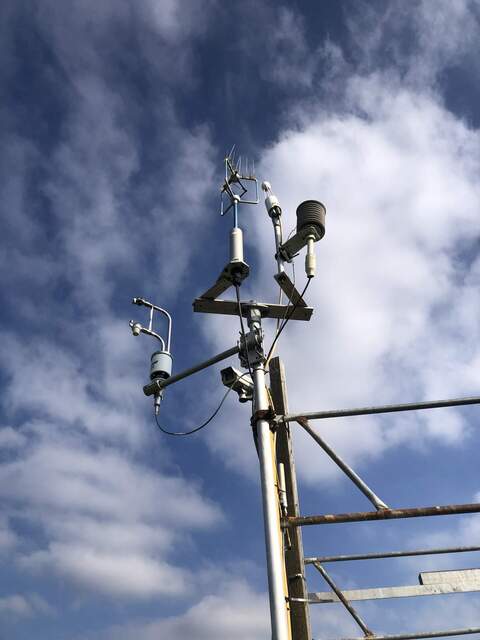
309 580 480 603
253 363 290 640
420 569 480 585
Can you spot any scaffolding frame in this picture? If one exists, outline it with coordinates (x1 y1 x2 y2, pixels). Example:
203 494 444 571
269 357 480 640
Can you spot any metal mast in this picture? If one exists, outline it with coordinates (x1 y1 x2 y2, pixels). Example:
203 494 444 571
129 150 480 640
132 153 323 640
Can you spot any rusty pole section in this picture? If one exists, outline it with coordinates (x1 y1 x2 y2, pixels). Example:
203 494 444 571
280 395 480 423
284 503 480 527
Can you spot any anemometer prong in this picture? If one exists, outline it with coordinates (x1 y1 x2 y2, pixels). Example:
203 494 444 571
129 320 166 350
129 297 173 414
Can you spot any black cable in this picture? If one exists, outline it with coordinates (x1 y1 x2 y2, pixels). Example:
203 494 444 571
234 283 254 379
153 372 251 437
266 276 312 365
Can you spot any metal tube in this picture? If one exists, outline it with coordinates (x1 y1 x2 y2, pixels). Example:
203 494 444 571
143 345 239 396
305 545 480 564
334 627 480 640
312 562 373 637
273 218 285 273
233 198 239 228
151 304 172 353
296 418 388 511
148 305 154 332
253 363 290 640
133 298 173 351
281 395 480 424
146 301 172 352
284 503 480 527
139 326 165 351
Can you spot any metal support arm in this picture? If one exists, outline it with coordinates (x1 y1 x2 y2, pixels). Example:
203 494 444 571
143 345 240 396
280 395 480 424
284 502 480 527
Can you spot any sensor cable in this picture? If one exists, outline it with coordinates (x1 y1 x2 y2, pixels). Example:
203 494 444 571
234 283 254 378
265 276 312 367
153 372 251 437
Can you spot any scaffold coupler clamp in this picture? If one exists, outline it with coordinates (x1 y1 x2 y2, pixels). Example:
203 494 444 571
250 407 277 431
238 326 264 368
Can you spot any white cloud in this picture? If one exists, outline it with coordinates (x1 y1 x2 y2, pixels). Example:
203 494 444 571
0 426 26 449
0 0 223 607
203 74 480 484
0 592 54 618
85 579 269 640
0 422 222 598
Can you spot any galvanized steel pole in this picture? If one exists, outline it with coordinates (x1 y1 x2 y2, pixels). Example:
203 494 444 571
248 309 290 640
280 396 480 423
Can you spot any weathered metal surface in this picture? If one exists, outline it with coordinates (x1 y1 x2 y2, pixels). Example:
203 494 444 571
250 325 290 640
193 298 313 321
280 396 480 423
305 545 480 564
284 503 480 527
198 274 232 300
312 562 373 636
296 417 388 511
333 627 480 640
270 358 311 640
420 568 480 586
309 580 480 603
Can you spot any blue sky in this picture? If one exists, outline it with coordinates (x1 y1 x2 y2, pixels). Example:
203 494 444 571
2 1 480 638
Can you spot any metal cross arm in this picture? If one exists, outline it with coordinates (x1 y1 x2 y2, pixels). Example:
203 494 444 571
283 502 480 527
143 344 240 396
305 544 480 564
277 394 480 424
193 298 313 321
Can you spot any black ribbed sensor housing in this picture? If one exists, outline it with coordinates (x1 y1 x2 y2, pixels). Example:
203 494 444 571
296 200 326 239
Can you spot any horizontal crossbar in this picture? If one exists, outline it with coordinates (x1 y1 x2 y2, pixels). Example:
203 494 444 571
280 395 480 423
305 545 480 564
330 627 480 640
284 503 480 527
193 298 313 321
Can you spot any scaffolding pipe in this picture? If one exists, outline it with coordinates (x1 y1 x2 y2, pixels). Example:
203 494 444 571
284 503 480 527
305 545 480 564
312 562 373 637
333 627 480 640
280 395 480 424
295 417 388 511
